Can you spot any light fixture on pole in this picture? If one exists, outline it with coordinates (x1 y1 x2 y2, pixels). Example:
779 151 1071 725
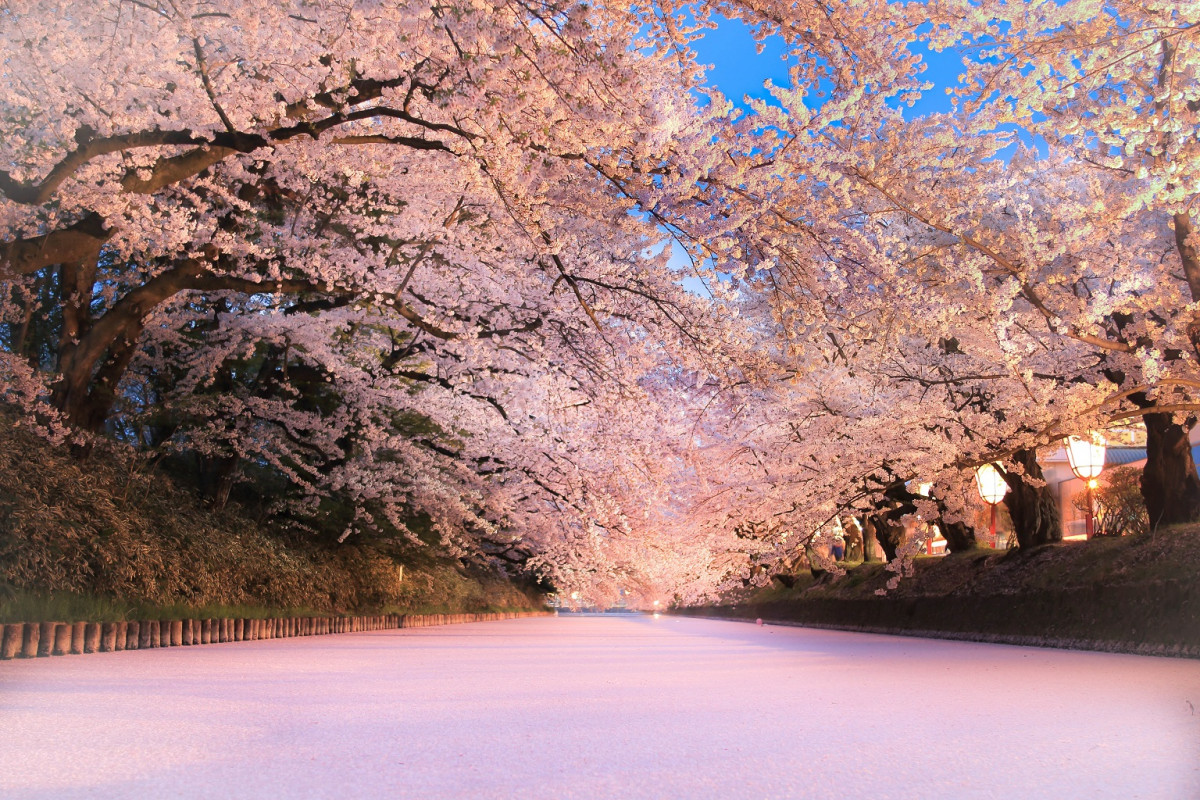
974 463 1009 545
1065 433 1107 539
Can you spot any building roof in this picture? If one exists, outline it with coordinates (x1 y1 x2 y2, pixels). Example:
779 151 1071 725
1096 446 1200 469
1105 446 1147 467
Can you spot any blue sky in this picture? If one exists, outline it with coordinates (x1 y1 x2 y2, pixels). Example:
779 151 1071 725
689 16 966 117
670 17 974 293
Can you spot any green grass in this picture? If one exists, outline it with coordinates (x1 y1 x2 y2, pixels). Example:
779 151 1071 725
0 588 548 624
0 590 337 624
378 602 546 616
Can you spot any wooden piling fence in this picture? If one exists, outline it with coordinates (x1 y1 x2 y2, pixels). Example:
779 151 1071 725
0 610 551 660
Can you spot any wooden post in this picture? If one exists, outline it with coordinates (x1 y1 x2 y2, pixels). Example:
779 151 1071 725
36 622 55 657
21 623 40 658
100 622 118 652
78 622 97 654
1 624 23 659
126 621 140 650
114 622 127 651
52 623 72 655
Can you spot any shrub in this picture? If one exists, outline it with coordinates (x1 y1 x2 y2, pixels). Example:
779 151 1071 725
1072 465 1150 538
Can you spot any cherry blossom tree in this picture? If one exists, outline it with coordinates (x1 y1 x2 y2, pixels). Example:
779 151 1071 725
7 0 1196 607
0 0 746 570
721 1 1200 555
918 0 1200 527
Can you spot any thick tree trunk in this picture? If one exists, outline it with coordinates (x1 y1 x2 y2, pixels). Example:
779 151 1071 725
939 519 978 554
1002 448 1062 550
1140 411 1200 530
861 521 881 562
198 454 241 508
51 342 139 436
843 520 864 561
1173 213 1200 364
866 514 903 561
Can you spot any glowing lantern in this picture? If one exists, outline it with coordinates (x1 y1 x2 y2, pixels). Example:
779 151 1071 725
1065 433 1107 539
1065 434 1107 481
974 463 1008 505
974 463 1009 543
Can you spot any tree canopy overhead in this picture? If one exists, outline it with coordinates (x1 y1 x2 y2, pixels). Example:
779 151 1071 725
2 0 1198 605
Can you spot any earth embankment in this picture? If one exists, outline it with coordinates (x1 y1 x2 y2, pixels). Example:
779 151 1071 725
678 529 1200 657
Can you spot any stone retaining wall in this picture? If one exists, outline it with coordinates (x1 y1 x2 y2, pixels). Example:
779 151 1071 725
676 580 1200 659
0 611 550 660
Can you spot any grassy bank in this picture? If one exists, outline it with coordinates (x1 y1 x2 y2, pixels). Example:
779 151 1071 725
678 526 1200 657
0 415 543 621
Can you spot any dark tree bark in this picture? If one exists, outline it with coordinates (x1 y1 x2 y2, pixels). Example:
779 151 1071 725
1140 410 1200 530
866 514 904 561
843 520 864 561
938 519 978 554
1002 448 1062 549
771 573 797 589
197 454 241 509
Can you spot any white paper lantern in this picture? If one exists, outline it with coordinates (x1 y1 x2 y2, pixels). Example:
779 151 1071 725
1066 433 1107 481
974 463 1008 505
